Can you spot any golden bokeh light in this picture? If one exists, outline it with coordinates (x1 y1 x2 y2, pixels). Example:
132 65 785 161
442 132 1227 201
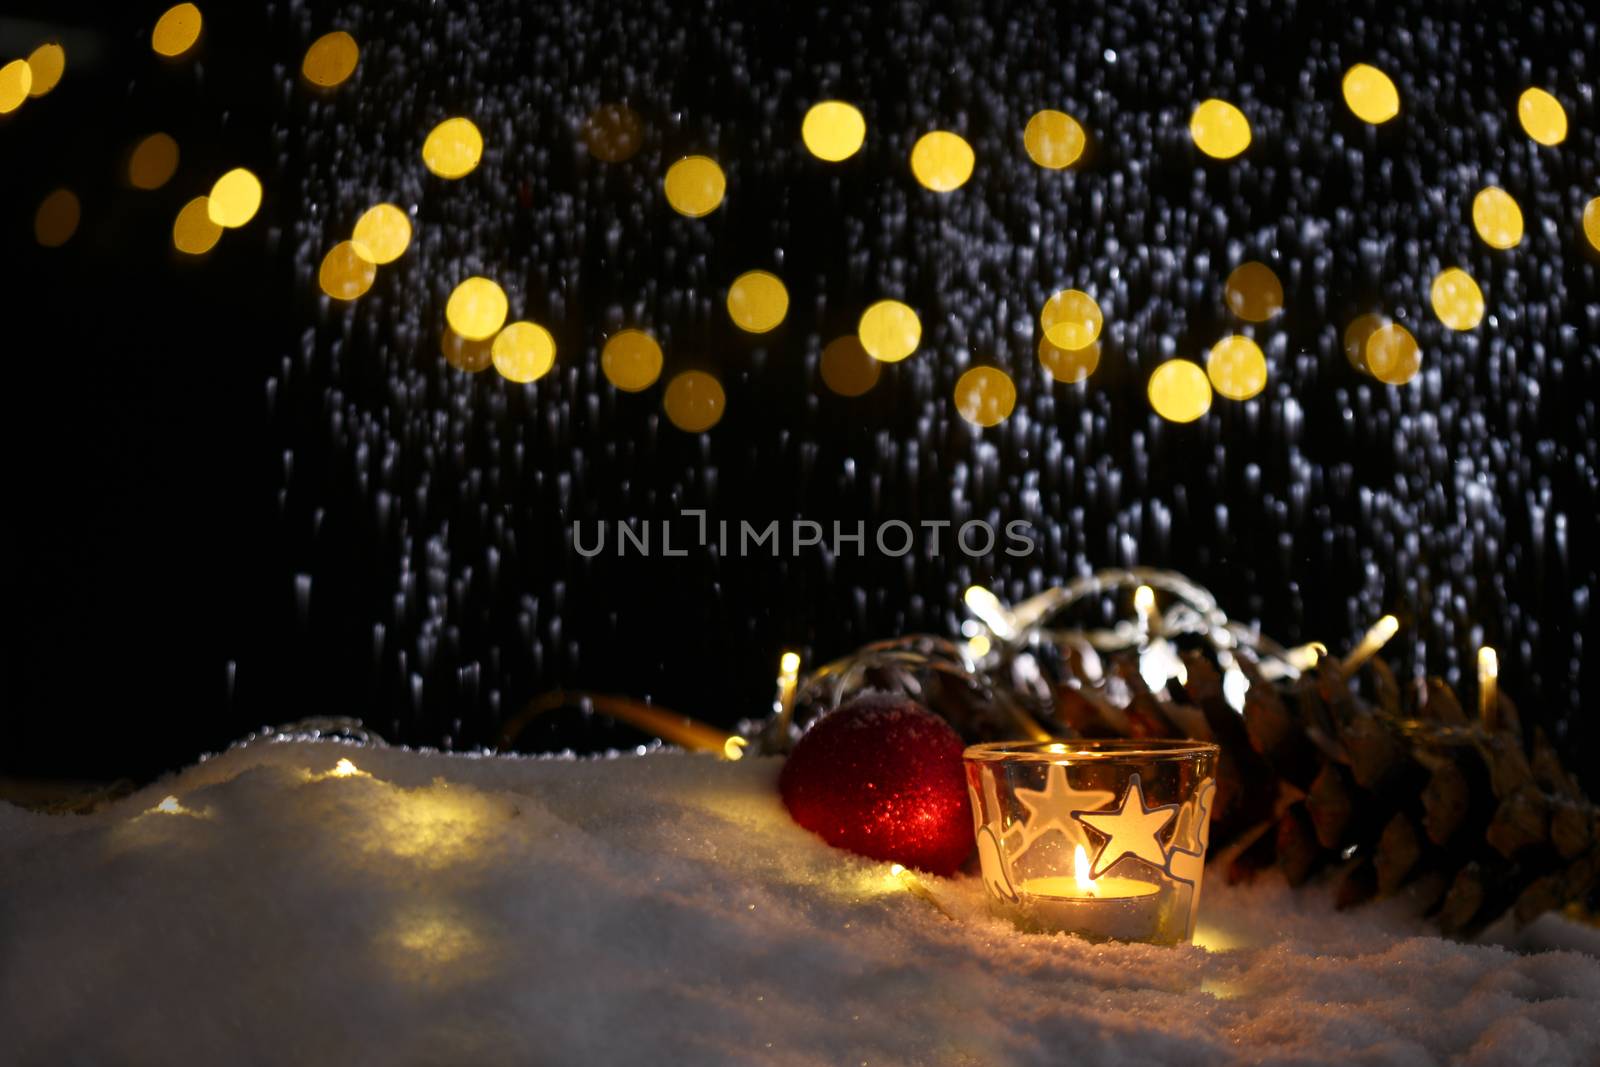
1517 87 1566 146
1206 336 1268 401
663 156 726 217
910 130 975 191
1430 267 1485 331
857 300 921 362
819 335 881 397
1224 261 1283 321
1365 323 1421 385
441 327 494 373
1584 198 1600 253
422 117 484 179
172 196 222 255
446 277 509 340
1040 289 1103 350
582 104 643 162
352 203 412 264
1190 99 1251 159
128 133 180 190
491 321 557 383
1038 335 1100 383
152 4 203 58
1023 109 1086 169
1343 312 1386 371
207 168 262 228
1148 360 1213 423
1472 186 1523 249
33 188 80 248
801 100 866 162
0 60 31 113
664 370 726 432
601 330 664 392
302 30 360 88
318 240 377 301
954 366 1017 427
1341 64 1400 124
26 43 65 97
726 270 789 333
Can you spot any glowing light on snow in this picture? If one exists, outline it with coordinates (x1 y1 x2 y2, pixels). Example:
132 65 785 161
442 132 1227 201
1206 336 1268 401
0 60 32 113
491 321 557 383
351 204 411 264
953 366 1017 427
1023 110 1086 169
1472 186 1523 249
663 371 726 432
1040 289 1103 350
1342 615 1400 675
582 104 643 162
1341 64 1400 124
33 189 79 248
819 335 881 396
422 118 483 179
1189 99 1250 158
601 330 663 392
663 156 726 217
1517 88 1566 145
173 197 222 255
801 101 866 162
1148 360 1213 423
26 43 65 97
153 796 185 814
152 4 203 58
330 758 363 777
1038 336 1099 383
446 277 509 340
1430 268 1484 331
129 133 180 190
857 300 921 362
726 270 789 333
318 242 377 301
302 31 359 87
1224 261 1283 322
1365 323 1420 385
207 169 262 228
909 130 974 191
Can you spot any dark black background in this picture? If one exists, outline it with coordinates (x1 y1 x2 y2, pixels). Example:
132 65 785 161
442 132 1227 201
3 1 1596 783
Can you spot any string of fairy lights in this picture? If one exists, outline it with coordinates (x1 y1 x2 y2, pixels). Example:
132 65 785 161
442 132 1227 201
9 5 1600 434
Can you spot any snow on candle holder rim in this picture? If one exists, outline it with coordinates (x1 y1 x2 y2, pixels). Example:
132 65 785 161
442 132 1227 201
964 739 1219 944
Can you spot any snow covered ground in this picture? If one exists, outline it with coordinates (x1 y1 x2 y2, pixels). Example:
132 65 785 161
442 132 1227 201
4 739 1599 1066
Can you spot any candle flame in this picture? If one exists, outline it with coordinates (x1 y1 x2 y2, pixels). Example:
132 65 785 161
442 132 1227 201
1074 844 1093 894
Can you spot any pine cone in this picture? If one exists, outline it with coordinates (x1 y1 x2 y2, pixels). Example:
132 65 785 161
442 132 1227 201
1031 644 1600 935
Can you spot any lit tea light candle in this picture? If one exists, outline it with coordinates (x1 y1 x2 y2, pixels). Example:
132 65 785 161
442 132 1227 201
965 739 1219 944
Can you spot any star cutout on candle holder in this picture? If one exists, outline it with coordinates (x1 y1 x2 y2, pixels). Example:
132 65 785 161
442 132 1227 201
1073 774 1178 878
1008 763 1116 860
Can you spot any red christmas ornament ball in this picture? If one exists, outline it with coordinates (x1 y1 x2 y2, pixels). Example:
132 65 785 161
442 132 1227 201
778 694 973 875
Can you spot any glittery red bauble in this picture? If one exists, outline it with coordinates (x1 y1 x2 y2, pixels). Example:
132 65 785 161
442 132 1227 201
778 694 973 876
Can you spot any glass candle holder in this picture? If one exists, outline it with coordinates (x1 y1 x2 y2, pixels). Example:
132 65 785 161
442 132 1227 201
964 739 1220 944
